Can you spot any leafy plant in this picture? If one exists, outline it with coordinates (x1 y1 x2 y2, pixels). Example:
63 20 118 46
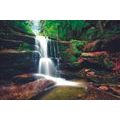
9 20 33 34
61 40 87 63
40 20 90 40
69 55 77 63
70 40 87 55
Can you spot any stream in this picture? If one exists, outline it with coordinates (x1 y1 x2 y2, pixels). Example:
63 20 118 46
31 21 89 99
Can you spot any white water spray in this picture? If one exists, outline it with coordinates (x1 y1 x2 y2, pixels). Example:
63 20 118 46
36 36 56 76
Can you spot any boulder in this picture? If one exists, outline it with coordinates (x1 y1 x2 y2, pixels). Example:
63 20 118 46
0 79 55 100
84 83 120 100
12 73 45 85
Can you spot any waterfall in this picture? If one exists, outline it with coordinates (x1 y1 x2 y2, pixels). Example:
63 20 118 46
32 20 79 87
35 36 57 76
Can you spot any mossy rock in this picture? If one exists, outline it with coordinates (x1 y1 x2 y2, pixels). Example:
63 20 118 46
41 86 86 100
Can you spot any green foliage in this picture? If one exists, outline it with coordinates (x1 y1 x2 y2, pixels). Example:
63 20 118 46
9 20 33 34
18 43 32 52
71 40 87 55
69 40 87 63
41 20 120 41
61 40 87 63
69 55 77 63
41 20 59 38
41 20 90 41
71 40 87 49
83 27 96 40
62 51 77 63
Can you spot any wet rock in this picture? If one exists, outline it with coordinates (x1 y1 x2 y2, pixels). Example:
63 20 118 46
0 38 23 49
0 51 40 80
0 33 35 45
60 62 81 72
0 51 39 67
110 86 120 96
84 83 120 100
0 39 36 50
98 85 109 91
0 79 55 100
86 71 120 84
12 73 45 85
59 70 83 79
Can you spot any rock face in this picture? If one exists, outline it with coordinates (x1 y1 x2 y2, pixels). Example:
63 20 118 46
84 83 120 100
0 23 56 100
0 33 35 45
0 21 55 100
0 25 39 84
0 38 23 49
0 38 36 50
83 36 120 52
0 26 56 100
0 51 40 80
60 36 120 91
75 36 120 87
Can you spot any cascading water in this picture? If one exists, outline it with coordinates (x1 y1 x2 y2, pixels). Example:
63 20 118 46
32 20 79 86
36 36 56 76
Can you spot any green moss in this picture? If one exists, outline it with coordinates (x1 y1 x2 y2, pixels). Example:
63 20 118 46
41 86 86 100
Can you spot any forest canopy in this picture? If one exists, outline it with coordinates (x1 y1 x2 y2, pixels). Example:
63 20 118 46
40 20 120 41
